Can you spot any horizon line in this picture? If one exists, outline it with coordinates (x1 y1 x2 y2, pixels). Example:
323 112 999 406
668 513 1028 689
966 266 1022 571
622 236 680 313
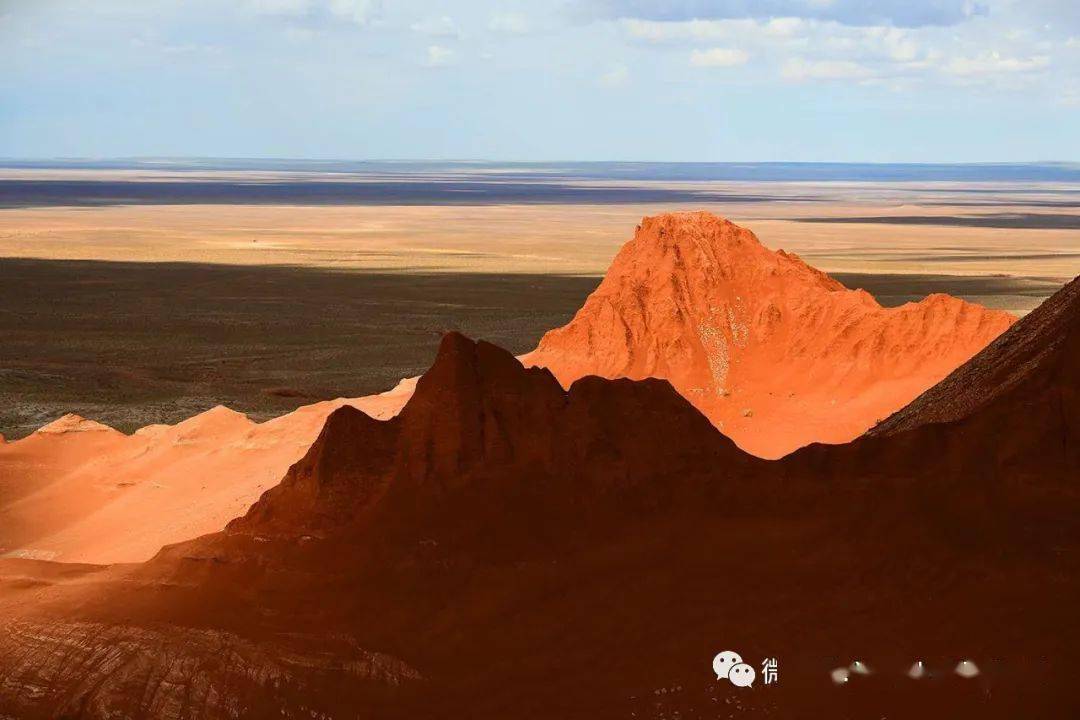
1 157 1078 167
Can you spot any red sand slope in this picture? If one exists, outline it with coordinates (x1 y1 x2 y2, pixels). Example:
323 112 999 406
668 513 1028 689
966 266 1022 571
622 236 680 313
524 211 1015 457
0 380 414 564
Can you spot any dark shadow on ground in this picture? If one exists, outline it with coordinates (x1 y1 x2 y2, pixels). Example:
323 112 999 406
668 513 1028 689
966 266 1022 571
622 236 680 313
0 259 1065 438
793 213 1080 229
0 259 600 437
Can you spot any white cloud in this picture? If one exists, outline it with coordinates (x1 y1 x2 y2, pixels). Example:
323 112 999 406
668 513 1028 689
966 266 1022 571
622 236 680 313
763 17 806 37
622 16 925 68
585 0 987 28
689 47 749 67
328 0 378 25
623 16 1057 86
599 63 630 87
424 44 455 67
944 52 1051 76
489 12 530 35
870 27 921 62
411 15 458 38
782 58 875 81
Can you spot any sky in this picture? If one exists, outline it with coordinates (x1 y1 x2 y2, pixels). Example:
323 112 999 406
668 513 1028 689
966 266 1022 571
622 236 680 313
1 0 1079 162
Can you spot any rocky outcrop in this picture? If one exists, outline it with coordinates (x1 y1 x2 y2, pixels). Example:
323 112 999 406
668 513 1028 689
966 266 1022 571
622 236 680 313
525 212 1015 457
0 619 421 720
231 332 770 547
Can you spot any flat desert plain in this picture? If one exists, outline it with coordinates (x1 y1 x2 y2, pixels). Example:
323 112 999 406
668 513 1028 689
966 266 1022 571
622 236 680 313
1 169 1077 438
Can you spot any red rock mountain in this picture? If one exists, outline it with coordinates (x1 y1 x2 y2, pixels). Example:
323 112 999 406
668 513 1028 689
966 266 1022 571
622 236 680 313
524 211 1015 458
2 270 1077 719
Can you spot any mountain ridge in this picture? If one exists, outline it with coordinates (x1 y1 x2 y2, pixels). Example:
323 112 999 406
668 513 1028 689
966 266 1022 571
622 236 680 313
525 211 1015 457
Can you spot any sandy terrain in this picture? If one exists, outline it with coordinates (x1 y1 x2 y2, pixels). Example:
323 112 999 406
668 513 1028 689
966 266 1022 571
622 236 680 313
3 178 1074 438
1 167 1077 287
0 380 414 564
2 199 1078 288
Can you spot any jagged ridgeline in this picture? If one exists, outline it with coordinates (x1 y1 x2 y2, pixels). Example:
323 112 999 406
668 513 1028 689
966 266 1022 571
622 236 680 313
1 275 1078 718
525 212 1014 457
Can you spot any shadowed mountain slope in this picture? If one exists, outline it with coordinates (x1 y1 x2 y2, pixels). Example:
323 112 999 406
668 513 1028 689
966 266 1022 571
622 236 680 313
1 277 1077 719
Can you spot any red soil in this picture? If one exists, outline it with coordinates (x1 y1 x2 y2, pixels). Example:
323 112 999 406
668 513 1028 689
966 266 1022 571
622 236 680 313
0 383 414 564
524 211 1015 457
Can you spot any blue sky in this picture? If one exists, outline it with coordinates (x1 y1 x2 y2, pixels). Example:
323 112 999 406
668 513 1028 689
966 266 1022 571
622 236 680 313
2 0 1078 161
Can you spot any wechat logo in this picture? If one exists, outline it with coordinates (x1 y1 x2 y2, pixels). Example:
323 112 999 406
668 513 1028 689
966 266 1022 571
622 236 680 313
712 651 778 687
